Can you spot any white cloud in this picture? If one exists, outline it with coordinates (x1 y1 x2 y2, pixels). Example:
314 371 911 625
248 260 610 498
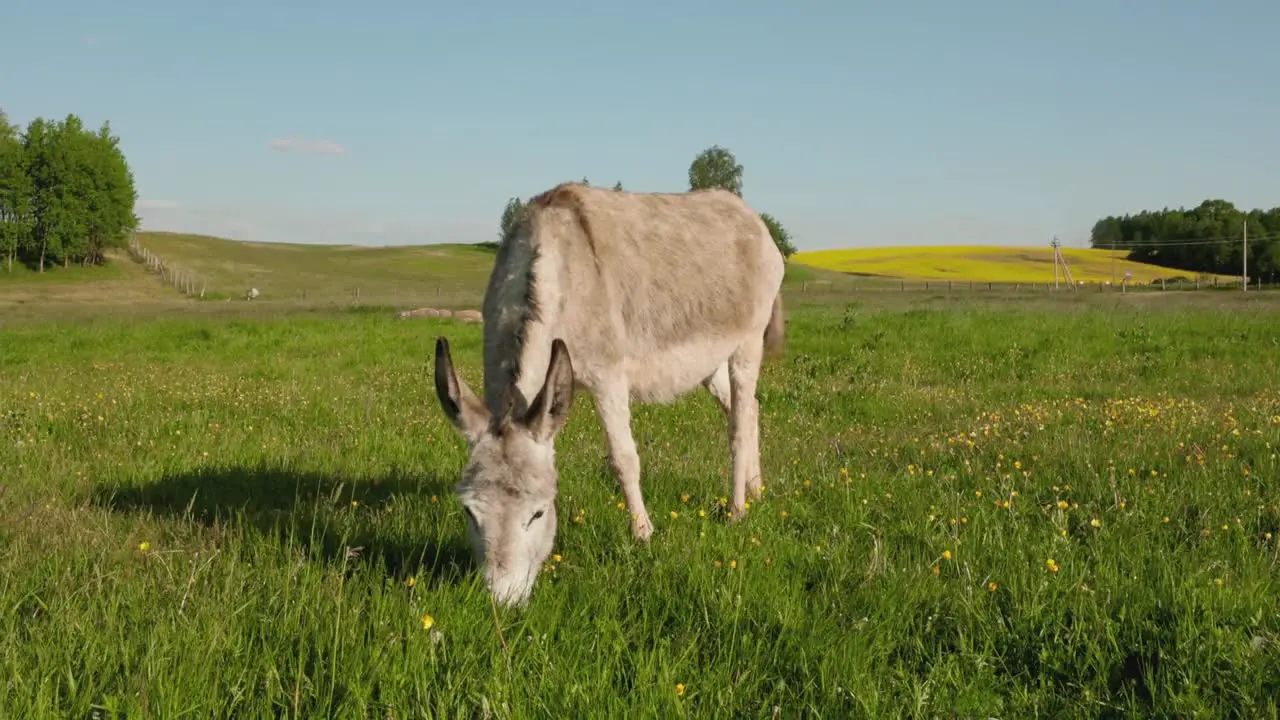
268 137 347 155
136 199 178 209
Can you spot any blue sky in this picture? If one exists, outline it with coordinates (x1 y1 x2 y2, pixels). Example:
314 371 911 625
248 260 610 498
2 1 1277 250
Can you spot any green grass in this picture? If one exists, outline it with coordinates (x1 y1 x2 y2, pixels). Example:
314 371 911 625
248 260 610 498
3 297 1279 717
0 251 183 321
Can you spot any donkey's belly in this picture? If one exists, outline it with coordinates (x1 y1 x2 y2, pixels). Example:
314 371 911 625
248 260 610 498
621 336 739 404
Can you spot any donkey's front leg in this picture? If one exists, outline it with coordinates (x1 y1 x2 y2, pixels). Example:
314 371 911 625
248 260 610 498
594 382 653 541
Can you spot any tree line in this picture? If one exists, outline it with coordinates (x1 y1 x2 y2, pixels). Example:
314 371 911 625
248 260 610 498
494 145 797 259
0 108 139 273
1089 199 1280 281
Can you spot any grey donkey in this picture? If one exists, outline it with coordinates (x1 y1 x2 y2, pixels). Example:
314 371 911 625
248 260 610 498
434 181 786 606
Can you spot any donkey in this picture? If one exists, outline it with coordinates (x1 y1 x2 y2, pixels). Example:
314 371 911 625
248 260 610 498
433 181 786 606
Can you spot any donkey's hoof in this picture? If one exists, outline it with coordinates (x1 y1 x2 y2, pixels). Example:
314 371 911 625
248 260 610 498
631 516 653 542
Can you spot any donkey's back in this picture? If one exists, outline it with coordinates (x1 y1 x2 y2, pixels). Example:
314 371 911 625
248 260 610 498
520 183 785 401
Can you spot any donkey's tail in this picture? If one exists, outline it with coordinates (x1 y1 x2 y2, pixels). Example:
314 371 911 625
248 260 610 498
762 289 785 360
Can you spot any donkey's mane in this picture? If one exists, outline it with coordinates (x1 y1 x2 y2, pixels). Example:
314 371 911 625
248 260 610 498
481 216 543 426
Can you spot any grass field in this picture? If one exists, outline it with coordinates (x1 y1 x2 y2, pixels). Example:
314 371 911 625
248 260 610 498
1 233 860 323
133 231 512 304
792 245 1241 284
3 294 1280 717
0 252 179 317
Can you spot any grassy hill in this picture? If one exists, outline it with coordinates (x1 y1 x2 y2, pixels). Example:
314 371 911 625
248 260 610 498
134 231 499 304
2 232 860 322
792 245 1239 284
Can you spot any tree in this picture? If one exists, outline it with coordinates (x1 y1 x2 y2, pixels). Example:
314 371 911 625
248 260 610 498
54 114 93 268
0 109 139 272
22 116 62 272
612 181 623 191
759 212 796 258
82 120 139 264
498 196 529 244
687 145 744 196
1089 198 1280 280
0 110 32 272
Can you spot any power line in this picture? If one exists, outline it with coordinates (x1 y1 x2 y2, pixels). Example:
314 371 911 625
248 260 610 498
1097 230 1278 244
1090 233 1280 249
1114 235 1264 247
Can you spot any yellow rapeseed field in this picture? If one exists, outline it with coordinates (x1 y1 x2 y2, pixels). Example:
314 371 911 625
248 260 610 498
791 245 1237 284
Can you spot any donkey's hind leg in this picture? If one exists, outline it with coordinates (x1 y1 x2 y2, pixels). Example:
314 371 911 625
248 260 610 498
705 360 763 508
725 344 764 519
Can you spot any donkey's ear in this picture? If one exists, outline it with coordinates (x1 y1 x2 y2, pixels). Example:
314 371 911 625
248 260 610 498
520 339 575 443
434 337 489 444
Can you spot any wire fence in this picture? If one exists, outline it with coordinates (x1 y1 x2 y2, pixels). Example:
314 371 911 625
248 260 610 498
127 236 206 298
793 276 1277 295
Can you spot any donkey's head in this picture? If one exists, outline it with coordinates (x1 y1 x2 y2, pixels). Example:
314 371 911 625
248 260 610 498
432 336 575 607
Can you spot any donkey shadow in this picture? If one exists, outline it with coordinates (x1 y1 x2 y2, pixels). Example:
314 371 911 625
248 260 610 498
90 464 474 589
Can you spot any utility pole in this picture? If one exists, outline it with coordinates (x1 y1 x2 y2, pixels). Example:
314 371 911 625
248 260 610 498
1111 237 1116 287
1052 237 1060 289
1242 220 1248 292
1050 236 1074 289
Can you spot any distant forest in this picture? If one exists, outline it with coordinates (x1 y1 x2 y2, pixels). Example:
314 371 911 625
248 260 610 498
1090 199 1279 281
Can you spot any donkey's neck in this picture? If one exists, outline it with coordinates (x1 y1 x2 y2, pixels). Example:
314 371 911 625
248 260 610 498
481 230 555 420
